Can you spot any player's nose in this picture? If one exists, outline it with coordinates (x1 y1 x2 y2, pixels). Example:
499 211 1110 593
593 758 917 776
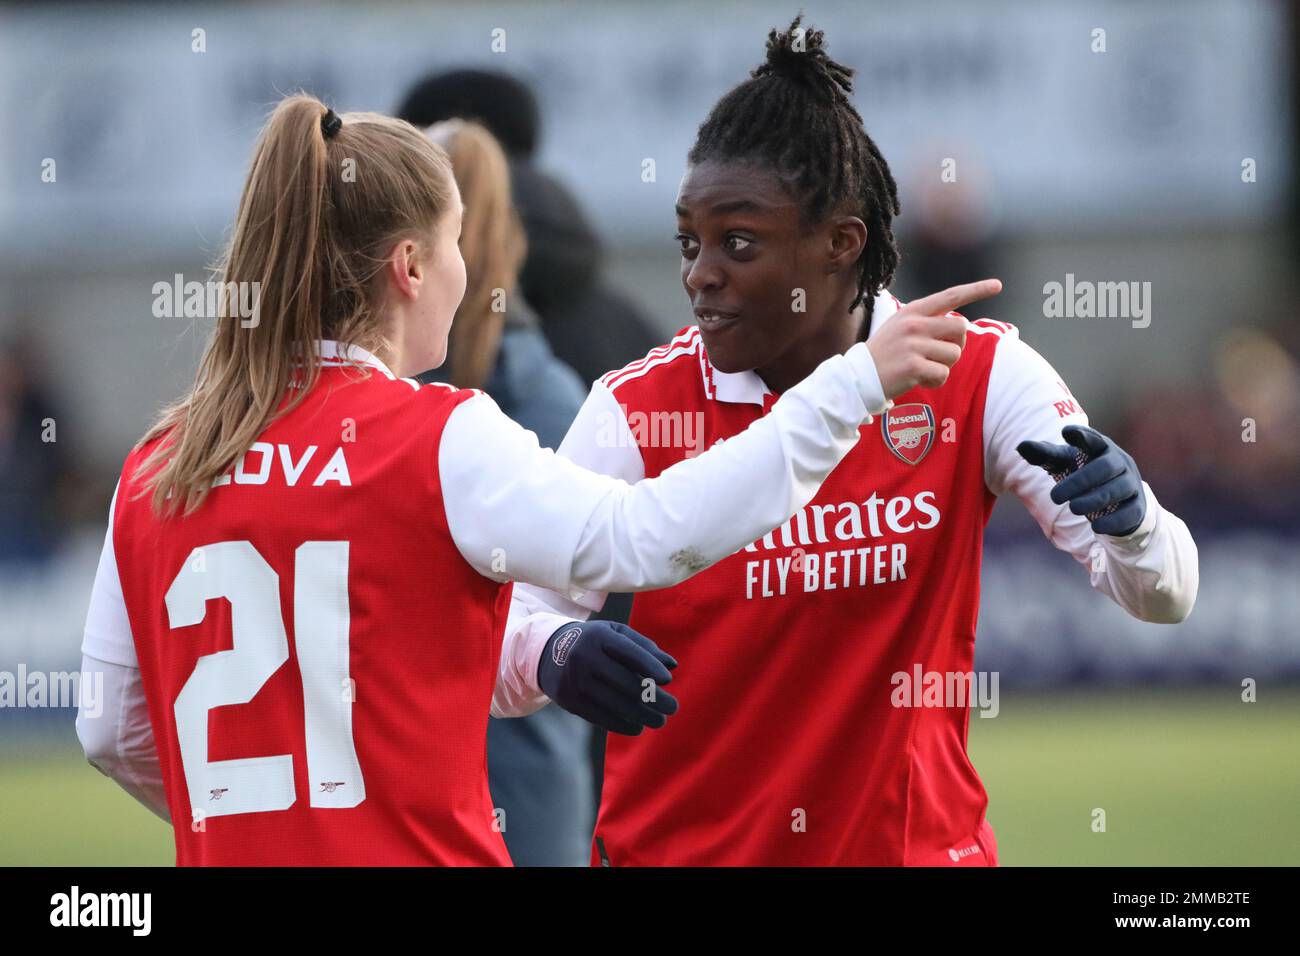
684 250 726 292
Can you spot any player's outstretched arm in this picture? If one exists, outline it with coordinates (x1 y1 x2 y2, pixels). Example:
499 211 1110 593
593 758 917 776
443 280 1000 597
984 330 1198 623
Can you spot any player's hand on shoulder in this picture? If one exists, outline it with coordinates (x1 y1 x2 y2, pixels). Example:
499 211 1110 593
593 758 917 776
537 620 679 735
867 278 1002 398
1017 424 1146 537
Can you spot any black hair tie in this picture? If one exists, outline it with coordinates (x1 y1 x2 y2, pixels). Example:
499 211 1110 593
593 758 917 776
321 108 343 139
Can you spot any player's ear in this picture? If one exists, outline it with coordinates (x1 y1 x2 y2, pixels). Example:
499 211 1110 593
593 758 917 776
825 216 867 274
384 238 421 300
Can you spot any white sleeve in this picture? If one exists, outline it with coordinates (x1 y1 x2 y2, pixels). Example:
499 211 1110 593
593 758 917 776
491 381 650 718
491 591 560 719
82 483 139 668
75 652 171 823
441 340 889 596
983 327 1198 623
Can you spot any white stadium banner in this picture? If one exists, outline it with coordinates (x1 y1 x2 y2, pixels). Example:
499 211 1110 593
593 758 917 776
0 0 1289 265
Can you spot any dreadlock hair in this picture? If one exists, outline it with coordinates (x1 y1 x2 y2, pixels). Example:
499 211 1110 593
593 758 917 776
688 13 901 337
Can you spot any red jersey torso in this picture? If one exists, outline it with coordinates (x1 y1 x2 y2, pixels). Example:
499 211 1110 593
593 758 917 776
112 360 513 865
594 321 1007 866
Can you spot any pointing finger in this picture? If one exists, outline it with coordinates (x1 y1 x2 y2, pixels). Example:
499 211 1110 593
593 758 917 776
1063 425 1109 459
1017 440 1077 472
908 278 1003 317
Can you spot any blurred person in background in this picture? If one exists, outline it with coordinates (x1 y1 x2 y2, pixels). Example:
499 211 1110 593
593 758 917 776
397 68 662 388
894 151 1003 324
420 118 595 866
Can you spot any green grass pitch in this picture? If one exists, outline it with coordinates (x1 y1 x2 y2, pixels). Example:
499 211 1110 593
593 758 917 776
2 688 1296 865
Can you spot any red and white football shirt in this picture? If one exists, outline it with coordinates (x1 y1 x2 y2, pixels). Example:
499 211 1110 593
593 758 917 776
103 348 513 865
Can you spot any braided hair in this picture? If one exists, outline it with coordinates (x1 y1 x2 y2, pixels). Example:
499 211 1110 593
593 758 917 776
688 14 901 335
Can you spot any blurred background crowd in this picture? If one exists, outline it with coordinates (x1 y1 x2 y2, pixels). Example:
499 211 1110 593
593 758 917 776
1 0 1297 865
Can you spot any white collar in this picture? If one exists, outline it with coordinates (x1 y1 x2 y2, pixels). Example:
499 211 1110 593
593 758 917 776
316 340 398 380
706 288 902 406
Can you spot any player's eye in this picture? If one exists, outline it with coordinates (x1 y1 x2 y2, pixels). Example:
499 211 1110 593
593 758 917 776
724 234 753 253
675 233 699 256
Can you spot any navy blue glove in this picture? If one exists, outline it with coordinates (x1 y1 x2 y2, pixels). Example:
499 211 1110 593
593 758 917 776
1016 424 1146 537
538 621 679 736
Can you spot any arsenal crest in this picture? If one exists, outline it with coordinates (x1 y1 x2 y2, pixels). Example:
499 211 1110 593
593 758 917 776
881 403 935 465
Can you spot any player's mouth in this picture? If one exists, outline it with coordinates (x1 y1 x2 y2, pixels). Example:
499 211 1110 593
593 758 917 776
693 306 741 332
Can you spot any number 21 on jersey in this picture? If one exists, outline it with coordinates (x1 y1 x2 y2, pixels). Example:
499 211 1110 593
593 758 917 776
165 540 365 818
